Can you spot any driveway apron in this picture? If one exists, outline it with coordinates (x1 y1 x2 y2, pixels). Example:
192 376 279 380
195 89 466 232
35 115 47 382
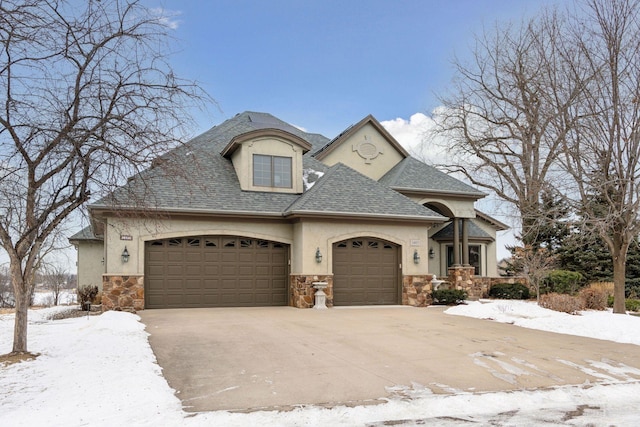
138 306 640 412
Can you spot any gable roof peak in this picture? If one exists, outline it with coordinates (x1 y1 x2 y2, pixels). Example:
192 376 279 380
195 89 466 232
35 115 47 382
314 114 409 160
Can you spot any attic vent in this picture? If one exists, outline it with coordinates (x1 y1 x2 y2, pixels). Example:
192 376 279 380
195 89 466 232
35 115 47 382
353 136 383 164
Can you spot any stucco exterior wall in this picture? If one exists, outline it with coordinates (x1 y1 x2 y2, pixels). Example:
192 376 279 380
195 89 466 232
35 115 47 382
474 219 501 277
75 240 105 291
320 123 404 181
102 216 436 279
409 195 476 219
291 219 432 276
231 136 305 193
103 217 294 276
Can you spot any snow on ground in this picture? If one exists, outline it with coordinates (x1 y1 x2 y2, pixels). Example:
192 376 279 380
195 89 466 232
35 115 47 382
1 301 640 426
32 289 77 306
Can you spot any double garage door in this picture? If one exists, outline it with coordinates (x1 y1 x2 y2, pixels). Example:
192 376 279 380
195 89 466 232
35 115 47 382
145 236 289 309
145 235 400 309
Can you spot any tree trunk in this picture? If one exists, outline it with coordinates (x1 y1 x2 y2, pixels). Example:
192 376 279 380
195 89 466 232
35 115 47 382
612 251 627 314
12 279 30 354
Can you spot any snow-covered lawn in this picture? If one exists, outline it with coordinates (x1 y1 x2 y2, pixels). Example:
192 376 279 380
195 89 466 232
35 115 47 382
2 301 640 426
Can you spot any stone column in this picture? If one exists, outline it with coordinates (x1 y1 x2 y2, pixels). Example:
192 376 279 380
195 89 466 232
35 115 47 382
289 275 333 308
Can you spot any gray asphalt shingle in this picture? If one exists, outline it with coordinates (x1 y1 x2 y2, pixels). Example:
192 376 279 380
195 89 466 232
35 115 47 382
90 112 479 220
379 157 485 197
287 163 443 219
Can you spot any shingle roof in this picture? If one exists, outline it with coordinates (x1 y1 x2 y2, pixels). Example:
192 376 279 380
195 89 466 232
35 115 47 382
89 111 475 222
379 157 485 198
286 163 444 220
431 220 494 241
91 112 328 215
68 225 102 242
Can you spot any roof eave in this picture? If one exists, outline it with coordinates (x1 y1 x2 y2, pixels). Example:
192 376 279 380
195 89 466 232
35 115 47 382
285 210 446 223
89 204 286 219
475 209 510 231
392 187 487 200
221 128 313 157
314 114 409 160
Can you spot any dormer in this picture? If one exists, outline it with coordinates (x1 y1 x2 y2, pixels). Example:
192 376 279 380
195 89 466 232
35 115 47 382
314 115 409 181
221 128 312 193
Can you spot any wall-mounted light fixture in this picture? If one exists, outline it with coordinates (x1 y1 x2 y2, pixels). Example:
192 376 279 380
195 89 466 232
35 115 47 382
429 248 435 259
315 247 322 263
413 249 420 264
121 246 130 263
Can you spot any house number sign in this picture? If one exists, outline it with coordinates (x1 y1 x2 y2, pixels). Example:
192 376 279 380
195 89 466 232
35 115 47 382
120 235 133 241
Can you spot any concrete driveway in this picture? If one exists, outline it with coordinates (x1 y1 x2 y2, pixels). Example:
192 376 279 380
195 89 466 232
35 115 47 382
139 306 640 412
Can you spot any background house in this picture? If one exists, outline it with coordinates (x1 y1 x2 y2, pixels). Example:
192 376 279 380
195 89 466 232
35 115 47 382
70 111 505 310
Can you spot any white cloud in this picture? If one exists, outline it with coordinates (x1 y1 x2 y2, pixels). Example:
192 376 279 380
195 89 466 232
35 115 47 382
382 111 518 257
149 7 181 30
381 113 448 165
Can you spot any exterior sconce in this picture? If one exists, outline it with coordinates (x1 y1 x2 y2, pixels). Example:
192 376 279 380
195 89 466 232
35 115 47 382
413 249 420 264
429 248 435 259
121 246 130 263
315 247 322 263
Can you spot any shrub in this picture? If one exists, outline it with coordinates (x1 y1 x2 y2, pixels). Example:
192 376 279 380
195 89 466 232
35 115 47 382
579 286 608 310
431 289 467 305
626 299 640 312
78 286 99 311
539 293 584 314
489 283 530 300
541 270 585 295
608 296 640 312
590 281 615 297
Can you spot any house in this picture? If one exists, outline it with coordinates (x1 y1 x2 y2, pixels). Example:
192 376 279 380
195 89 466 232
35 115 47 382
69 111 506 311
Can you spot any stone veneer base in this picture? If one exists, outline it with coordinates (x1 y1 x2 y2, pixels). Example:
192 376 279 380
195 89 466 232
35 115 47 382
402 275 436 307
102 275 144 312
290 275 333 308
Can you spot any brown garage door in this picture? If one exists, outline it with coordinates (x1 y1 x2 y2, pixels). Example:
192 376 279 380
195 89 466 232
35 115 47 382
332 237 400 305
145 236 289 309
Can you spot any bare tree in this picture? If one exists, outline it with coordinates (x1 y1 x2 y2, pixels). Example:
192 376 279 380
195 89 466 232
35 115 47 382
433 9 582 245
0 0 211 354
0 265 14 308
558 0 640 314
40 263 68 306
511 245 557 304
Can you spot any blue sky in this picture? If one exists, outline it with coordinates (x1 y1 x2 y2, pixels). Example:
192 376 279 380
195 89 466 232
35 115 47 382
2 1 570 270
161 0 567 137
149 0 570 259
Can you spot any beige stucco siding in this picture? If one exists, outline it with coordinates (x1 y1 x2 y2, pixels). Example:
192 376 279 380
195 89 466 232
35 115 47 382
75 240 105 291
290 220 432 276
474 219 501 277
103 216 435 278
104 217 294 276
231 137 305 193
320 123 405 181
410 195 476 219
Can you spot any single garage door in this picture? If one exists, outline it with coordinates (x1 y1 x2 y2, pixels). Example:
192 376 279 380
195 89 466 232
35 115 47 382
145 236 289 309
332 237 400 305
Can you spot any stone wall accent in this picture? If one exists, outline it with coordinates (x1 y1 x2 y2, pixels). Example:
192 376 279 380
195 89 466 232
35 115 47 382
290 275 333 308
448 266 477 297
102 275 144 312
402 275 435 307
447 266 529 300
